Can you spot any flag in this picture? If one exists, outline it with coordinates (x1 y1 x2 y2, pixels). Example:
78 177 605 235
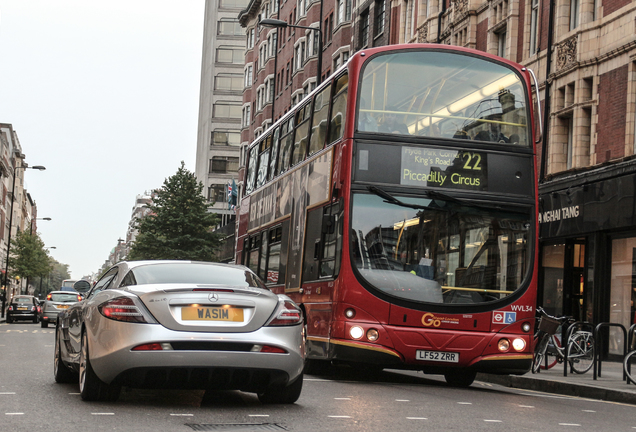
228 179 237 210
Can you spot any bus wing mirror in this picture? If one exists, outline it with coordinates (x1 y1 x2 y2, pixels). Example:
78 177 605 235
322 214 336 235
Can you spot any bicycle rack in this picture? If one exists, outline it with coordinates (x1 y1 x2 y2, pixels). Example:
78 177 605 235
625 324 636 384
563 321 594 377
593 322 627 381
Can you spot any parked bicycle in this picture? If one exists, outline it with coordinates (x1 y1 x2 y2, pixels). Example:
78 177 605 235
532 307 595 374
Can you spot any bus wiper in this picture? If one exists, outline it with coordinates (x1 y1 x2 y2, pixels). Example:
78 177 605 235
425 190 528 214
367 186 429 210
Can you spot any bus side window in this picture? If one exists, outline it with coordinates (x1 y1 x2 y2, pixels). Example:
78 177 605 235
266 226 283 284
259 230 269 281
268 127 280 182
329 73 348 144
245 145 258 194
292 104 310 166
256 134 271 189
247 234 261 275
278 118 294 174
309 84 332 155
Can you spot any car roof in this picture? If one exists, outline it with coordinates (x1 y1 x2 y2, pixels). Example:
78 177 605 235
115 260 251 273
48 291 79 295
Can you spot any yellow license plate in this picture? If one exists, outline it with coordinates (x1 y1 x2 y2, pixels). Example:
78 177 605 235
17 307 28 310
181 307 244 322
56 305 70 309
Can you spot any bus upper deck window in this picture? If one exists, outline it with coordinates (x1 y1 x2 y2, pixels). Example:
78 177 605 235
329 73 348 144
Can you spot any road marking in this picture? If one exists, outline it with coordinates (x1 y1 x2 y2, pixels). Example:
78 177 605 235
334 397 351 400
519 405 535 408
305 378 330 382
406 417 427 420
92 413 115 416
558 424 581 427
457 402 472 405
170 414 193 417
249 415 270 417
484 420 502 423
582 410 595 413
0 392 16 395
328 416 352 418
6 413 24 415
396 399 410 402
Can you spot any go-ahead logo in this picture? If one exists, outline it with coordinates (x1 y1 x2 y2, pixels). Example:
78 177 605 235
421 313 460 327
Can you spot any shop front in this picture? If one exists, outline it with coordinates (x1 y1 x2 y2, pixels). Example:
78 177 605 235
539 158 636 358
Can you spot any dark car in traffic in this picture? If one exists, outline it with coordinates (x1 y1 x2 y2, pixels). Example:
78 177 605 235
40 291 82 328
6 295 39 323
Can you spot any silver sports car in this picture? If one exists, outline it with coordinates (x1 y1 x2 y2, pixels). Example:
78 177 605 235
53 261 304 403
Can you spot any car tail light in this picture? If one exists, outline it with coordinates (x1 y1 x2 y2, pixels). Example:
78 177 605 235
266 298 303 326
46 294 52 300
8 306 12 311
132 343 173 351
98 297 156 324
77 295 82 302
251 344 287 354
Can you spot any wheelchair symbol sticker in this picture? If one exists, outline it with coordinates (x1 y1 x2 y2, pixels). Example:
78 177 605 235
492 311 516 324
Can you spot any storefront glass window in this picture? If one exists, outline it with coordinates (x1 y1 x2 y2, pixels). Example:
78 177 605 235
541 244 565 317
610 237 636 355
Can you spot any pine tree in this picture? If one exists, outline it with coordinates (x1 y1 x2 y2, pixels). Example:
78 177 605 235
127 162 221 261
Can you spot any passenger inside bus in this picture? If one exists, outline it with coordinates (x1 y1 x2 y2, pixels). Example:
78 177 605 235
379 107 409 134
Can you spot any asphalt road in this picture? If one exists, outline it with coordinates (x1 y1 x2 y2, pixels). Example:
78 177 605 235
1 321 636 432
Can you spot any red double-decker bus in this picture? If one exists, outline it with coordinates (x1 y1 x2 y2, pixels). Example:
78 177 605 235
238 44 540 386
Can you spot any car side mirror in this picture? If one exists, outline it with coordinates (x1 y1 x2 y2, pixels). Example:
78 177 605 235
73 280 92 294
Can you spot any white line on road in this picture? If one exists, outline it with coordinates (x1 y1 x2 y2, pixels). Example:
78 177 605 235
5 413 24 415
582 410 596 412
518 405 535 408
328 416 352 418
0 392 16 395
92 413 115 416
484 420 502 423
169 414 193 416
558 424 581 427
334 398 351 400
406 417 428 420
457 402 472 405
249 415 270 417
395 399 410 402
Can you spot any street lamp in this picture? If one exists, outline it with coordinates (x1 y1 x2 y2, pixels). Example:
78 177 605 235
1 164 46 318
31 217 52 234
260 18 323 86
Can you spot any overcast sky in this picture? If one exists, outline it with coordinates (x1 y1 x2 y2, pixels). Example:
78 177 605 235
0 0 205 279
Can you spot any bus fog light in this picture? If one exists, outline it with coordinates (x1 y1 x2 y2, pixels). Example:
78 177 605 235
345 308 356 318
512 338 526 351
366 328 379 342
350 326 364 340
522 322 531 333
497 338 510 352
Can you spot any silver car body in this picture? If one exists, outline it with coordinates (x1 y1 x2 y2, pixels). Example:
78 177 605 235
56 261 304 393
41 291 81 325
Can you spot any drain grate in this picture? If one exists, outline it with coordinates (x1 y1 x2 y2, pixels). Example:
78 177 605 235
186 424 288 431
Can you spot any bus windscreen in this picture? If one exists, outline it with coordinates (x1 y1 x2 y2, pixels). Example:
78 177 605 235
357 50 530 146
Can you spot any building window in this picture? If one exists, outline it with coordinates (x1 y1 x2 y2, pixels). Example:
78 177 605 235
208 184 227 203
374 0 385 37
213 102 242 119
529 0 539 55
244 65 253 88
497 29 507 58
360 10 369 48
219 0 249 8
566 116 574 169
212 130 241 146
217 47 244 64
215 74 244 91
218 19 243 36
337 0 352 25
570 0 579 30
210 156 240 173
242 105 252 128
247 28 255 49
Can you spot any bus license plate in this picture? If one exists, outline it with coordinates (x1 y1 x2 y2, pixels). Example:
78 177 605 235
416 350 459 363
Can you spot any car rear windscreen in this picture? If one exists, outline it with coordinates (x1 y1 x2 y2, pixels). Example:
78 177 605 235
50 293 79 302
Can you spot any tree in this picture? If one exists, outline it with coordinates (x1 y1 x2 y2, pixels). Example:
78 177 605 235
8 230 52 283
127 162 221 261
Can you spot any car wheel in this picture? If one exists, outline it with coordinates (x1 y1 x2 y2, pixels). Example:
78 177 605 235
41 320 48 328
54 329 77 383
444 370 477 387
79 331 120 402
257 373 303 404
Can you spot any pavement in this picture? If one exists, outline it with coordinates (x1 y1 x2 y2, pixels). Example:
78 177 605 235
2 313 634 405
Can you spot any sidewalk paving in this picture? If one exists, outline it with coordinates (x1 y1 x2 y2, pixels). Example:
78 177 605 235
478 360 636 405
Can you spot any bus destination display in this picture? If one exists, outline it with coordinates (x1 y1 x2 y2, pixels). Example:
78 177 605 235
400 147 488 191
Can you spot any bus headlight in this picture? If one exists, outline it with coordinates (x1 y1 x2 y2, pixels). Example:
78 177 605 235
512 338 526 351
350 325 364 340
366 328 379 342
497 338 510 352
